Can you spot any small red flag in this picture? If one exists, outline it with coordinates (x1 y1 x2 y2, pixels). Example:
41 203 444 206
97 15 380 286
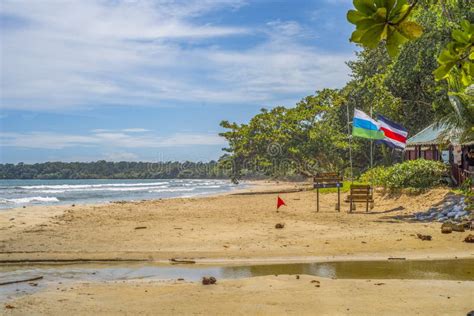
277 196 286 209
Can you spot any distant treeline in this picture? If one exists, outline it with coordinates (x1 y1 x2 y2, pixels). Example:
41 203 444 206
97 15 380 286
0 161 232 179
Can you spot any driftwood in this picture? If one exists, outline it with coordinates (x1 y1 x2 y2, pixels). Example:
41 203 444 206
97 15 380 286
231 188 307 196
0 258 146 264
170 258 196 264
0 276 43 286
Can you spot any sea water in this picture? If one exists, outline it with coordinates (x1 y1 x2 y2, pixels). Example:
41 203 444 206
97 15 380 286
0 179 240 209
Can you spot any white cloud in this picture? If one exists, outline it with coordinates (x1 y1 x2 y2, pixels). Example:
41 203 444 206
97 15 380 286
122 128 150 133
0 0 352 111
103 152 139 161
0 130 226 149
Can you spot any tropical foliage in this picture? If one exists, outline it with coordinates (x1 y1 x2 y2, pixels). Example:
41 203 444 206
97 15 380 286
347 0 473 88
0 161 231 179
360 160 448 190
219 0 472 183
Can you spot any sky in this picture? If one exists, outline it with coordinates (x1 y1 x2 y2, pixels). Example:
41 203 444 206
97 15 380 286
0 0 356 163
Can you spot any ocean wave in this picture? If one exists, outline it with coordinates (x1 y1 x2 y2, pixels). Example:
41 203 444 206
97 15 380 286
0 196 60 204
32 186 169 193
17 182 170 190
148 188 195 193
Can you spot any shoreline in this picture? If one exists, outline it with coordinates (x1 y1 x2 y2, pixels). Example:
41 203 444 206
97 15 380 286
0 180 303 212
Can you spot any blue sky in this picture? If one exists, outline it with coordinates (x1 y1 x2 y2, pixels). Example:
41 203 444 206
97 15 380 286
0 0 355 163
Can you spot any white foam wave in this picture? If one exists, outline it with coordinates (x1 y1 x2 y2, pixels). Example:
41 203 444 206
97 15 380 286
19 182 170 189
148 188 195 193
32 186 169 193
0 196 60 204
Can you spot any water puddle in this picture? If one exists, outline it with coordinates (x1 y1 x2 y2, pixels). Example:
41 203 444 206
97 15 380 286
1 259 473 301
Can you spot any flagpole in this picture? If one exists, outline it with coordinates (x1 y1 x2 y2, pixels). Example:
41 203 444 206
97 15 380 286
346 102 353 182
370 105 373 169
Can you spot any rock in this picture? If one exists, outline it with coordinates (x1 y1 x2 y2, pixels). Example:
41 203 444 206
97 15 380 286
416 233 432 241
5 304 15 309
202 276 217 285
452 223 465 232
464 234 474 243
442 222 465 232
460 220 472 229
441 226 452 234
275 223 285 229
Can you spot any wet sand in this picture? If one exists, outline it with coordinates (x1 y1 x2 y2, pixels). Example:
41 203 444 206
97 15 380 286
4 276 474 315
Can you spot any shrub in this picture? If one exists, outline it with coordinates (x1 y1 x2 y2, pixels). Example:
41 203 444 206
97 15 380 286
360 160 448 191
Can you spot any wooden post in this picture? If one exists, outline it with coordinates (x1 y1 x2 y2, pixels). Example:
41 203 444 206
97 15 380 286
316 188 319 212
337 186 340 212
366 188 369 212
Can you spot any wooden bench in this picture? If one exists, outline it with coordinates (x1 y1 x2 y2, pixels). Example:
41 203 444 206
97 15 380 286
345 184 374 213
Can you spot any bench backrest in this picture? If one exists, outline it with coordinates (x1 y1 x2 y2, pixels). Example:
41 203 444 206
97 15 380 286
350 184 372 200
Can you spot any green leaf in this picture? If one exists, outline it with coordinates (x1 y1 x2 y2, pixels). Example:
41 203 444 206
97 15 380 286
438 49 459 63
469 51 474 60
433 63 455 81
452 29 470 44
390 4 410 23
384 0 396 14
360 23 385 48
353 0 376 15
397 21 423 40
374 7 387 22
461 20 470 32
356 18 379 32
391 0 408 14
386 27 407 58
350 29 366 42
460 66 472 87
347 10 367 24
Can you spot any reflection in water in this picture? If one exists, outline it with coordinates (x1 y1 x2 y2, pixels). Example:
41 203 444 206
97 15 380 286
221 260 473 280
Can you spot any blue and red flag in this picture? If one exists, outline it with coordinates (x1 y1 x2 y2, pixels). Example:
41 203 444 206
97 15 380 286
376 114 408 149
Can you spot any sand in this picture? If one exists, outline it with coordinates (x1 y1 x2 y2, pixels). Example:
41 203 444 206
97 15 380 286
1 182 473 314
4 276 474 315
0 183 472 262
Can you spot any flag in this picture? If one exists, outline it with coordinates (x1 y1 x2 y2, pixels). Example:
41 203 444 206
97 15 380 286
277 196 286 209
352 109 385 140
376 114 408 149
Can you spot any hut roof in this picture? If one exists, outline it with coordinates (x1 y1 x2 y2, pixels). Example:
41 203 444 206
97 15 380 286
406 123 459 147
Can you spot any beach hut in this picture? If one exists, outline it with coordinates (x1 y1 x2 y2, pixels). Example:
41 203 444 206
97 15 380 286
404 123 473 185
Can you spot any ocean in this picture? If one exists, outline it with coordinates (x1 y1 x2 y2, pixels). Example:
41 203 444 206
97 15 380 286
0 179 241 209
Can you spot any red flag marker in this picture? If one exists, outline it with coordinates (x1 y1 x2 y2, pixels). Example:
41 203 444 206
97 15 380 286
277 196 286 209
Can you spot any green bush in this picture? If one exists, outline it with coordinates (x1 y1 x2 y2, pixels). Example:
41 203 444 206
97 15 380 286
360 160 448 191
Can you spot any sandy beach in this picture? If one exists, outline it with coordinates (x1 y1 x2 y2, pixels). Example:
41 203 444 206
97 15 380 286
1 182 473 314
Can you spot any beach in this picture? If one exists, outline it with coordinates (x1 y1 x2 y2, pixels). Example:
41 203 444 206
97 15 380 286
1 181 473 314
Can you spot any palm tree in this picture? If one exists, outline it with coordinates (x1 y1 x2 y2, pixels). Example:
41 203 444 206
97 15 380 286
439 74 474 144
